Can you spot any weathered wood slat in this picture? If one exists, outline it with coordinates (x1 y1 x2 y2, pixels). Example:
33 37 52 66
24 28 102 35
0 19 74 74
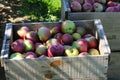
108 52 120 79
4 56 108 80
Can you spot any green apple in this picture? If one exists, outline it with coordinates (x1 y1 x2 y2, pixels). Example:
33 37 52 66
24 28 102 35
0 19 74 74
46 38 58 48
65 47 79 56
72 41 80 49
24 39 34 52
38 27 51 42
72 33 81 40
76 27 86 36
35 45 47 56
10 52 24 59
61 20 76 34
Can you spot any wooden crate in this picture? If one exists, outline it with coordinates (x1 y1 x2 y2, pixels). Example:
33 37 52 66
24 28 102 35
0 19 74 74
61 0 120 51
108 51 120 80
0 19 110 80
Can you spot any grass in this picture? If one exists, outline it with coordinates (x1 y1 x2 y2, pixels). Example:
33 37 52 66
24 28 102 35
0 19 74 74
18 0 61 22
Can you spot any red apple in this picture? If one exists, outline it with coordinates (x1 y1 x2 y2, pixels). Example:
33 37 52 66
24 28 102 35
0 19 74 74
38 27 51 42
61 34 73 45
85 36 98 48
50 26 61 35
107 1 118 7
24 52 37 59
77 39 88 52
48 44 65 57
17 26 30 38
78 52 89 56
25 31 39 42
11 39 24 52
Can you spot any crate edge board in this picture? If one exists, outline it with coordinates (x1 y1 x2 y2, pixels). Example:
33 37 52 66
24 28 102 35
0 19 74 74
0 23 12 59
4 55 108 80
94 19 111 55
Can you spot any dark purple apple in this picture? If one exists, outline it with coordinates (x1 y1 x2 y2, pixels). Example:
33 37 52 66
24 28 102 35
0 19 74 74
24 52 37 59
83 3 93 12
34 42 42 49
48 44 65 57
61 34 73 45
50 26 61 35
74 0 84 4
38 27 51 42
70 1 82 12
17 26 30 38
11 39 24 52
83 34 93 38
54 33 63 43
24 39 34 52
93 2 104 12
85 0 95 4
25 31 38 42
105 6 116 12
114 4 120 12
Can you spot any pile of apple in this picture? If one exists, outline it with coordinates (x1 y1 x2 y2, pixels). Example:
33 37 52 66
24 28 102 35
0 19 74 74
10 20 100 59
70 0 120 12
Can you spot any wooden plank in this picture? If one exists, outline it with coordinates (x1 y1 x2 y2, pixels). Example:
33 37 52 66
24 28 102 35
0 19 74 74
4 56 108 80
108 52 120 79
